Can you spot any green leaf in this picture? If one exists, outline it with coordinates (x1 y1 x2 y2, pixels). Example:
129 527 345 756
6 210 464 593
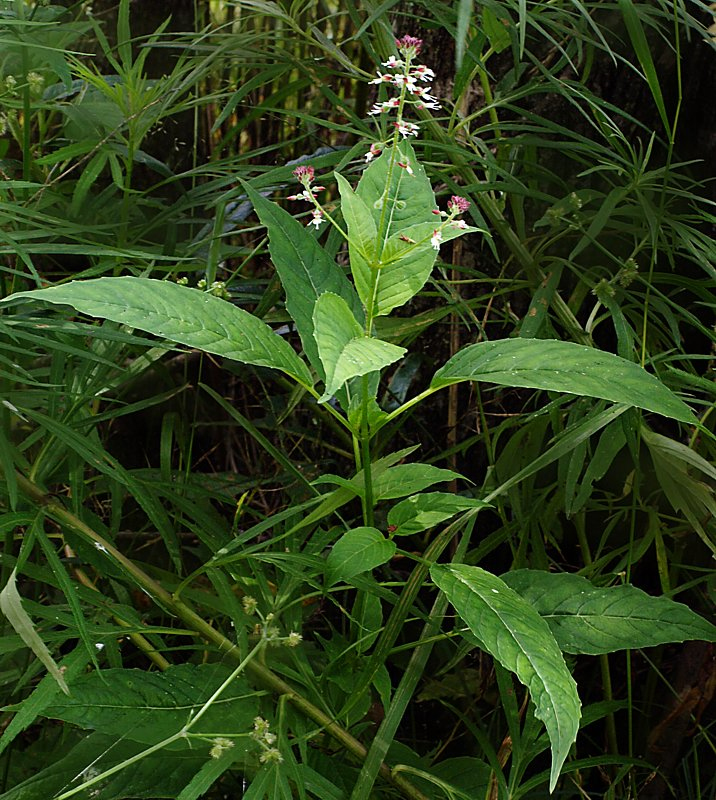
326 527 396 586
242 180 363 375
482 6 511 54
45 663 258 744
0 644 91 758
617 0 670 134
503 570 716 655
369 219 479 317
387 492 489 536
432 338 695 424
1 278 313 387
0 731 209 800
313 292 405 401
0 569 70 695
643 428 716 554
372 464 463 501
335 172 378 312
431 564 580 792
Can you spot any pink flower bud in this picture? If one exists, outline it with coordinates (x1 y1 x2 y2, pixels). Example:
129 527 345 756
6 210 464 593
447 195 470 214
293 165 315 184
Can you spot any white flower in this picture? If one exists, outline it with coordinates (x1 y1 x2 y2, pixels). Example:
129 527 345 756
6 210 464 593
365 143 383 162
431 229 443 250
411 65 435 81
397 160 414 175
286 631 303 647
382 55 404 68
369 71 395 85
394 121 419 138
310 208 325 228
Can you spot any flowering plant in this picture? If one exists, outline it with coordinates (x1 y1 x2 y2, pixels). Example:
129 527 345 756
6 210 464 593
0 33 703 800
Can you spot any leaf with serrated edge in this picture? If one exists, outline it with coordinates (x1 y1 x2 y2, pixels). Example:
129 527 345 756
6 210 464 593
432 338 695 424
313 292 405 401
431 564 580 792
503 570 716 655
1 277 313 388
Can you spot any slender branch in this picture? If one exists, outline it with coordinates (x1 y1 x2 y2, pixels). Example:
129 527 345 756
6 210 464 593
6 467 428 800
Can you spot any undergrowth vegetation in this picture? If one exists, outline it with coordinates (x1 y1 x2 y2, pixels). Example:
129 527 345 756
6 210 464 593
0 1 715 798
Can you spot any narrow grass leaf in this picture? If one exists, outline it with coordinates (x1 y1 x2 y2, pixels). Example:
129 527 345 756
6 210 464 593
0 569 70 695
431 564 580 792
617 0 670 134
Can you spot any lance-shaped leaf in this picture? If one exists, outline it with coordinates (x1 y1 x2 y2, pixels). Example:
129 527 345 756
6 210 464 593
0 569 70 696
313 292 405 402
1 277 313 387
335 172 378 313
242 179 363 376
503 570 716 655
432 338 696 424
431 564 580 792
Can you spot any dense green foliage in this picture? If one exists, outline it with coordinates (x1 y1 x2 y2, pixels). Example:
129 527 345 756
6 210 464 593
0 1 715 799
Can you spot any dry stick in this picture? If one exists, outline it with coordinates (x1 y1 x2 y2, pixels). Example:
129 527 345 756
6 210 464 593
8 468 428 800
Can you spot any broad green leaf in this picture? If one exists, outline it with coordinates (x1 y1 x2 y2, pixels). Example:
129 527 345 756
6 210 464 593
242 180 363 375
45 663 258 744
432 338 695 424
503 570 716 655
335 172 378 312
326 527 396 586
387 492 489 536
372 464 463 501
482 6 511 53
313 292 405 401
1 278 313 387
431 564 580 792
370 219 480 317
356 141 436 240
0 569 69 695
0 644 90 758
0 731 209 800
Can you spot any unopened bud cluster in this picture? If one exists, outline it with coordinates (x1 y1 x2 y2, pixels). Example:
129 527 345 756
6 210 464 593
242 598 303 648
251 716 283 764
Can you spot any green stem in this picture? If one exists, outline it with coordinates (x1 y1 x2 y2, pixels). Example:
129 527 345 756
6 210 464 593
350 524 474 800
360 377 375 527
6 467 427 800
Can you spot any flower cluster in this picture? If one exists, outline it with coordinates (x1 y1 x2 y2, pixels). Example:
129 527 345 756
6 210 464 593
251 717 283 764
368 35 439 122
243 600 304 648
430 195 471 251
209 736 235 759
287 165 326 228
